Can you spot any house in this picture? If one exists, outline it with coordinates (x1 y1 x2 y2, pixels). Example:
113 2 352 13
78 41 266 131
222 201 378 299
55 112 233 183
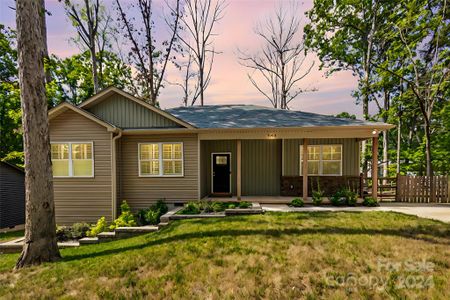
48 87 394 224
0 161 25 229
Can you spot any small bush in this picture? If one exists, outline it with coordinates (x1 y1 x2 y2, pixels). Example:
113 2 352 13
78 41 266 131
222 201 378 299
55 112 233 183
200 200 214 213
181 201 201 214
110 201 137 230
238 201 251 209
56 223 91 241
154 199 168 215
144 209 160 225
330 190 347 206
363 197 379 207
87 217 108 237
228 204 236 209
211 202 226 212
312 178 324 205
312 190 324 205
136 200 169 225
290 198 304 207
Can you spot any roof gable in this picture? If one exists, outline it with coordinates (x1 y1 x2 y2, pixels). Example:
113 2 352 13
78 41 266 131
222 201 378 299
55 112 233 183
48 102 117 132
79 87 193 129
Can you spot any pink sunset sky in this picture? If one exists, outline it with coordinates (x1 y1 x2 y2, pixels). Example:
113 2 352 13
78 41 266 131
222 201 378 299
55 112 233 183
1 0 373 117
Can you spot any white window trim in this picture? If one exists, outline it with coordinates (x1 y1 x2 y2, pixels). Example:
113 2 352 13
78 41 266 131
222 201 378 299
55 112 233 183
51 142 95 178
300 144 342 176
138 142 184 177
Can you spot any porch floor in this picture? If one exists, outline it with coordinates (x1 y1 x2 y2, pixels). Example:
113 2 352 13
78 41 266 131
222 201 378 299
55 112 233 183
202 195 358 204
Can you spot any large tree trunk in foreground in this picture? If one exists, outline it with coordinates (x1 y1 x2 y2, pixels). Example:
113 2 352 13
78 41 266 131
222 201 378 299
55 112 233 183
15 0 60 268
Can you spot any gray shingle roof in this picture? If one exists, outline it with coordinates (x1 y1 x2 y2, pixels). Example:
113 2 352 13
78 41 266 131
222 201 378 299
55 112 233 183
166 105 385 129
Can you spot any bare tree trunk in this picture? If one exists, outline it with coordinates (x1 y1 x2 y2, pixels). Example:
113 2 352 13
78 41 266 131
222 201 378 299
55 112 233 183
15 0 60 268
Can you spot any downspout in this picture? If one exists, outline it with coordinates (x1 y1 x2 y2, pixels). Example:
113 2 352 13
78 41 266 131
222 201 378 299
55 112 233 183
111 129 122 219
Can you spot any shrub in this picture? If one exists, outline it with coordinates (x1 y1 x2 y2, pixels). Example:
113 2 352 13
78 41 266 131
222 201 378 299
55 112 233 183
330 190 347 206
211 202 226 212
87 217 108 237
56 223 91 241
228 204 236 209
331 188 358 206
181 201 201 214
71 223 91 239
238 201 251 209
110 201 137 230
200 200 214 213
290 198 304 207
154 199 168 215
312 178 324 205
363 197 379 207
312 190 324 205
144 209 160 225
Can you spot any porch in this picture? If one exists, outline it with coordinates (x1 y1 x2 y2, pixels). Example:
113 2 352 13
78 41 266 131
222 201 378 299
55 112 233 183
199 134 378 201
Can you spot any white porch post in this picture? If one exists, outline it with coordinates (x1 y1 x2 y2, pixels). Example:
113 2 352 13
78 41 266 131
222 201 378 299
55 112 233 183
372 136 379 201
302 139 308 200
237 139 242 200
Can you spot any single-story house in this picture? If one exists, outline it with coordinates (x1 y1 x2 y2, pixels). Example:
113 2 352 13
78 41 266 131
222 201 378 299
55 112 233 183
0 161 25 229
48 87 394 224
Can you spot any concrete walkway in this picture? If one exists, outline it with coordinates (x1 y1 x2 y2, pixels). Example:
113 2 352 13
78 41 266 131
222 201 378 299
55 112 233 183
262 203 450 223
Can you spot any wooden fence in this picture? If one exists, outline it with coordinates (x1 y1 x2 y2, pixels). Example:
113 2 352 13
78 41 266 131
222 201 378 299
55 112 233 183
396 175 449 203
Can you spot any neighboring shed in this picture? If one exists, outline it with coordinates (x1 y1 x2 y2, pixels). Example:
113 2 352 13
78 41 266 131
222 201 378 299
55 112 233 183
0 161 25 229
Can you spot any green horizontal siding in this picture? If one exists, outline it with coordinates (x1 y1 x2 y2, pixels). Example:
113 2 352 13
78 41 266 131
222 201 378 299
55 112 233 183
87 94 182 128
242 140 281 196
283 138 360 176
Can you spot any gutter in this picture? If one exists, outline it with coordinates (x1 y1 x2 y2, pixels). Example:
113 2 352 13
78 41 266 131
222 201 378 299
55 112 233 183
111 129 122 220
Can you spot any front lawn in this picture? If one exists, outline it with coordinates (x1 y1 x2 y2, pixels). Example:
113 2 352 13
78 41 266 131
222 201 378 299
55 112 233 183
0 212 449 299
0 230 24 243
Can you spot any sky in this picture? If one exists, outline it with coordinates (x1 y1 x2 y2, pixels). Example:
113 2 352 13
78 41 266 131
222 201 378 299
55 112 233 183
0 0 370 117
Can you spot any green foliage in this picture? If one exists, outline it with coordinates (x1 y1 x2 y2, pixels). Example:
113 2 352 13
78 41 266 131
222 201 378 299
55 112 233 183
180 201 201 215
311 177 324 205
56 223 91 241
0 25 22 164
87 217 108 237
228 204 236 209
238 201 251 209
331 188 357 206
290 198 304 207
136 200 169 225
211 202 226 212
110 201 137 230
335 112 356 120
362 197 379 207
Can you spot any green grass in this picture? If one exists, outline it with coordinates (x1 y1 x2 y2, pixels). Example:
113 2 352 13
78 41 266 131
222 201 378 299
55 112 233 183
0 212 449 299
0 230 24 243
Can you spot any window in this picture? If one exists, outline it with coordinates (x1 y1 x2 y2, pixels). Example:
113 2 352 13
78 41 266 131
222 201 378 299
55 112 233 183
139 143 183 176
300 145 342 176
51 142 94 177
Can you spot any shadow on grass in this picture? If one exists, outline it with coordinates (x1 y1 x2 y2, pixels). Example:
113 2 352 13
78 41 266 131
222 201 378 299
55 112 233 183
63 224 450 262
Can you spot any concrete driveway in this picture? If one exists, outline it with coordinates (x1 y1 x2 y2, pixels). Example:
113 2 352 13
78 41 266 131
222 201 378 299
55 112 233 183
261 203 450 223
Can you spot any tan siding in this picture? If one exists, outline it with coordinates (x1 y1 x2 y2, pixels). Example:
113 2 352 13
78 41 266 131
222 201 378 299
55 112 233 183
49 110 112 224
87 94 182 128
120 134 198 209
241 140 281 196
283 138 360 176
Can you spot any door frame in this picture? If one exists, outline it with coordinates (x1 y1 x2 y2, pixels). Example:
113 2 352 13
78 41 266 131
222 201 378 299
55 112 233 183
211 152 232 194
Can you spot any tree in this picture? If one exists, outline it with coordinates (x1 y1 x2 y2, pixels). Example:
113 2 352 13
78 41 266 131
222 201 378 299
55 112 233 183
335 112 356 119
304 0 395 174
0 25 22 166
239 5 314 109
174 0 226 106
376 0 449 178
46 50 134 106
15 0 60 268
115 0 182 105
62 0 106 93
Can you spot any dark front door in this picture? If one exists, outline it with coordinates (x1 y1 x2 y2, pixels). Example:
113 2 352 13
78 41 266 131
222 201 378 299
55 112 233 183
212 153 231 194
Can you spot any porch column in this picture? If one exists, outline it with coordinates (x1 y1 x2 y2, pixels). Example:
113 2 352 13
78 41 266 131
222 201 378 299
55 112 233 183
237 139 242 200
372 136 378 201
302 139 308 200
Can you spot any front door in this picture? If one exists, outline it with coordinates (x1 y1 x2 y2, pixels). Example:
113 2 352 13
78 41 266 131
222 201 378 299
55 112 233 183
212 153 231 194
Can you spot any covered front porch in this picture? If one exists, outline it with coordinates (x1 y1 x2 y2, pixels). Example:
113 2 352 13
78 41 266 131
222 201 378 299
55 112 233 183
198 127 381 202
